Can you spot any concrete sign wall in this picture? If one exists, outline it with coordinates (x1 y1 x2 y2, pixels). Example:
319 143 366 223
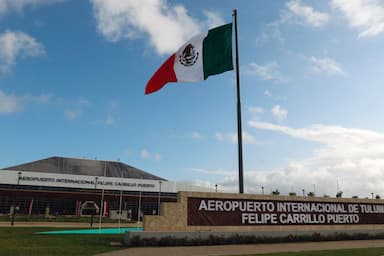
188 198 384 226
143 191 384 232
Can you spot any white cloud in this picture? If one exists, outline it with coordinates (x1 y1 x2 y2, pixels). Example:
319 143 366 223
92 0 224 55
153 153 161 161
0 90 51 114
26 93 52 104
264 90 272 97
256 21 284 45
271 105 288 122
249 121 384 148
243 132 258 145
191 132 202 139
22 93 52 106
257 1 329 44
286 0 329 27
123 149 133 157
248 106 264 121
332 0 384 37
215 132 235 143
241 121 384 197
64 110 79 121
0 0 63 16
191 168 233 177
0 30 45 74
106 114 115 125
62 97 90 121
248 107 264 114
215 132 257 145
141 149 150 159
77 97 91 107
245 62 285 82
104 100 119 125
203 10 225 29
0 90 22 113
188 122 384 197
309 56 345 76
141 149 161 161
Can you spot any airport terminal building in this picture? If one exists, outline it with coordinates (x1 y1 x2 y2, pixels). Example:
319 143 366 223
0 156 211 220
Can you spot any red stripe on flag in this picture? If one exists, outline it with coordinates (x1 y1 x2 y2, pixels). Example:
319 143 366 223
145 54 177 95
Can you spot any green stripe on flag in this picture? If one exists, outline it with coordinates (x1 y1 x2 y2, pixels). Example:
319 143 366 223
203 23 234 80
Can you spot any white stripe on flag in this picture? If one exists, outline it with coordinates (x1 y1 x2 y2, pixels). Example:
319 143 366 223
173 32 207 82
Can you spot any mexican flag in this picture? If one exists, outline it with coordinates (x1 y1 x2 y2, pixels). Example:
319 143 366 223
145 23 233 95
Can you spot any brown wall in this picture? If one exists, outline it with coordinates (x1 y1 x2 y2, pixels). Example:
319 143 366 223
143 191 384 232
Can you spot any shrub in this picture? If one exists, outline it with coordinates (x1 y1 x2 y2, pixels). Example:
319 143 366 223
307 192 315 197
127 231 384 247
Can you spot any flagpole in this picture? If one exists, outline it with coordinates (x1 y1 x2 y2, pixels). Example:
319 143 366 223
233 9 244 194
98 162 107 230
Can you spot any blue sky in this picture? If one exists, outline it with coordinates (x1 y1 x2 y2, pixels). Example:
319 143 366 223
1 0 384 197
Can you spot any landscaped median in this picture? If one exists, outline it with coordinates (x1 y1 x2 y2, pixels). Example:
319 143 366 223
124 230 384 247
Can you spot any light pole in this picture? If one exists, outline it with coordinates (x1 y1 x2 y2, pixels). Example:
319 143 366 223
17 171 22 185
137 191 142 223
11 171 22 226
90 177 98 228
157 181 162 215
261 186 264 195
302 189 305 196
215 184 218 192
118 167 123 229
99 163 107 230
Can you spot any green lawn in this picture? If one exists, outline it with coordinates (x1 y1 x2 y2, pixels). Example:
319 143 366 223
2 227 384 256
0 227 123 256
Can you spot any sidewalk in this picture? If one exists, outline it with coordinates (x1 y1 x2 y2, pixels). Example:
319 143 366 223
96 239 384 256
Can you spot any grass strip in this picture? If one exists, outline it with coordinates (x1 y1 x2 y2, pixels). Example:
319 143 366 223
0 227 123 256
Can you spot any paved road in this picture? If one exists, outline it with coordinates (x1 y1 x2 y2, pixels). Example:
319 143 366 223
96 239 384 256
